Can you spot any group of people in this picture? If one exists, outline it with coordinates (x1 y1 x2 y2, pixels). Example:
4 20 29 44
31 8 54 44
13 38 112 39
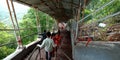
37 30 61 60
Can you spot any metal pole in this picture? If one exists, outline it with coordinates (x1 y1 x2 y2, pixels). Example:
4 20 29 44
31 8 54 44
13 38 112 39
10 0 23 48
6 0 19 48
97 12 120 22
88 11 120 27
10 0 20 35
75 0 81 42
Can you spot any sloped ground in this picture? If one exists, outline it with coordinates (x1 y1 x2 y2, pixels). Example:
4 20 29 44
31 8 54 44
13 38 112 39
74 42 120 60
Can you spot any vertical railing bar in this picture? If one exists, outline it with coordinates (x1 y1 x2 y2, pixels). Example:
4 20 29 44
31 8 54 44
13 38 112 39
6 0 18 47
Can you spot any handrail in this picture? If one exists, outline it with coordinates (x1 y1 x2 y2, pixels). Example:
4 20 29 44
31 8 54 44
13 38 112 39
78 0 115 23
86 11 120 28
27 46 42 60
27 38 42 60
97 11 120 22
35 47 40 60
3 40 40 60
28 47 39 60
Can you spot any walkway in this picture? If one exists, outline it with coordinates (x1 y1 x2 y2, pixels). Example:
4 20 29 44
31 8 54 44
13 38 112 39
24 30 73 60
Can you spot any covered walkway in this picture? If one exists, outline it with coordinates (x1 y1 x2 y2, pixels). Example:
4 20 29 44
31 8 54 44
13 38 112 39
24 30 72 60
4 30 120 60
2 0 120 60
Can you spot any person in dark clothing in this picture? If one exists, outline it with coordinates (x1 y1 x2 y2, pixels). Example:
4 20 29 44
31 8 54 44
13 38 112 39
39 30 47 44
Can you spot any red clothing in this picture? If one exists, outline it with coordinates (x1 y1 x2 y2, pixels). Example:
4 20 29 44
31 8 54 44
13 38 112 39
86 37 92 47
52 37 56 43
54 34 61 46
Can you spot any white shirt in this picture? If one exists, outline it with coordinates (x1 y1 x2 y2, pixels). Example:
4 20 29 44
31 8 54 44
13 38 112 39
38 38 55 52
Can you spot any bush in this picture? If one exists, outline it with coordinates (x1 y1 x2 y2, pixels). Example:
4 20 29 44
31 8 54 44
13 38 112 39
0 46 15 59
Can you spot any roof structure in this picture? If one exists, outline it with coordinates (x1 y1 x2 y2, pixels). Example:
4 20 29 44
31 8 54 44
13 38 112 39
13 0 90 22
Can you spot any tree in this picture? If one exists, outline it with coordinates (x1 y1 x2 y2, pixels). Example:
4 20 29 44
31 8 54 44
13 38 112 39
0 22 17 59
19 8 55 45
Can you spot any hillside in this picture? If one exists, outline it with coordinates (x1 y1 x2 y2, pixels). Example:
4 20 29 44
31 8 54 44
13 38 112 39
0 0 29 25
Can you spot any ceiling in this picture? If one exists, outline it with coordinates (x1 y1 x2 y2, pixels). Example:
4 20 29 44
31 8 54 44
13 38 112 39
13 0 90 22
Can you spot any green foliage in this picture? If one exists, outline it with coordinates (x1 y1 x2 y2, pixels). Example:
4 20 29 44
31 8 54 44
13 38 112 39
0 22 16 45
83 0 120 25
0 22 16 59
19 18 37 45
20 8 55 45
0 46 15 59
0 22 5 28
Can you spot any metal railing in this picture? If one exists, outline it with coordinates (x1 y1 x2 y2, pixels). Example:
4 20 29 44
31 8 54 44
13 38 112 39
27 47 41 60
